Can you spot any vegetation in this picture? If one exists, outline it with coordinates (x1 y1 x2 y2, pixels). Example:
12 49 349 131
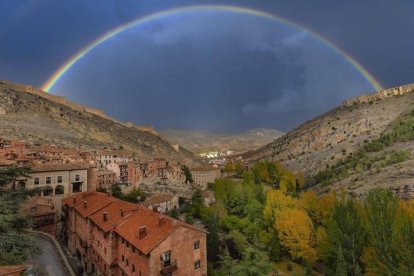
106 184 146 203
178 160 414 275
182 165 193 183
0 167 38 265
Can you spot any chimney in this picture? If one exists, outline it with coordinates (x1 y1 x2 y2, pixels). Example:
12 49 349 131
83 201 87 209
158 216 165 227
138 226 147 240
73 197 77 204
103 212 108 222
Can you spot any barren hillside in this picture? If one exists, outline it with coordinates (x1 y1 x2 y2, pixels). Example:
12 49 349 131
0 80 200 165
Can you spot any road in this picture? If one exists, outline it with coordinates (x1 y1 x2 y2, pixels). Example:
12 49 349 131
29 235 69 276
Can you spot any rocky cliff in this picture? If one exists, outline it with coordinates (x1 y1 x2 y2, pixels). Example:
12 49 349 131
243 83 414 178
0 80 200 165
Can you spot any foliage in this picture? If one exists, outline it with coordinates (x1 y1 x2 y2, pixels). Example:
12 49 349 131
182 165 193 183
275 208 317 264
0 166 31 187
123 187 146 203
0 187 37 265
110 184 124 199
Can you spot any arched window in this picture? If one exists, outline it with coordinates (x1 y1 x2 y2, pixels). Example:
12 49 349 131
44 186 53 196
55 185 64 195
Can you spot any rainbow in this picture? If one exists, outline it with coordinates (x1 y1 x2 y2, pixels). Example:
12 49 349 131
41 5 384 92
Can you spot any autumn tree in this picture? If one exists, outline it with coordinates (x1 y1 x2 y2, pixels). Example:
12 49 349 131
275 208 317 263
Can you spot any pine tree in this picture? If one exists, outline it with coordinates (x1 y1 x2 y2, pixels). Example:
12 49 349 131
336 245 347 276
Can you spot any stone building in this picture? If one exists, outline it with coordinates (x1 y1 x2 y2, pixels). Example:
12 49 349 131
141 194 179 214
107 162 129 183
62 192 207 276
20 197 58 237
97 169 117 191
191 166 221 190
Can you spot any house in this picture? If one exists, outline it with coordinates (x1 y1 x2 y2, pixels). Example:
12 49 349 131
20 197 58 237
191 166 221 190
97 169 117 191
62 192 207 276
141 194 179 214
107 162 129 183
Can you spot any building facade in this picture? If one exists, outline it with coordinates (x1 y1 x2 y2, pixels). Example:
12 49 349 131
62 192 207 276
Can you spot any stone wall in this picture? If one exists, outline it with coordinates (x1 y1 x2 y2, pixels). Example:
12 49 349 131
342 83 414 107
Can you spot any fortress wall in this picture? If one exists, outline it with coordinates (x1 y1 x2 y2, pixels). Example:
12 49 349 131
343 83 414 107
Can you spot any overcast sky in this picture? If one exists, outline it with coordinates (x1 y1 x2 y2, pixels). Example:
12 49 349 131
1 0 413 132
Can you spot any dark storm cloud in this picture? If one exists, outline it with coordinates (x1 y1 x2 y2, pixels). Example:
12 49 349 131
0 0 413 132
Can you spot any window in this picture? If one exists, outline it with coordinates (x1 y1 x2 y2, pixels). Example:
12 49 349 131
57 176 63 183
46 176 51 184
44 186 53 196
126 241 129 248
195 260 201 270
194 240 200 250
126 258 129 266
122 238 125 244
122 255 124 262
55 185 64 195
132 247 135 253
75 174 80 181
162 251 171 267
34 178 40 185
132 264 135 273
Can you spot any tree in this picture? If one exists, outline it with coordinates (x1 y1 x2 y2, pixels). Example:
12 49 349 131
363 189 399 274
182 165 193 183
123 187 146 203
319 198 365 275
335 245 347 276
206 214 221 264
0 166 31 188
275 208 317 263
229 248 273 276
110 184 124 199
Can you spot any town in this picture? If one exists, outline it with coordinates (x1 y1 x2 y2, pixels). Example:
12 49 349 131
0 136 222 275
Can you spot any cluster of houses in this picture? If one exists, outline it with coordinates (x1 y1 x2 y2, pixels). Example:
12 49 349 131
0 137 221 275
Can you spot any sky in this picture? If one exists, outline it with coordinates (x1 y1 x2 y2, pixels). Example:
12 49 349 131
0 0 413 133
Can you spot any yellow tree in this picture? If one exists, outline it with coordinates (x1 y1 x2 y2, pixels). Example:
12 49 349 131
315 192 337 225
275 208 317 263
263 189 297 223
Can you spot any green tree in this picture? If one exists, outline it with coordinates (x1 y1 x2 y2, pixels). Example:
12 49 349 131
229 248 273 276
335 245 347 276
0 166 31 188
110 184 124 199
182 165 193 183
123 187 146 203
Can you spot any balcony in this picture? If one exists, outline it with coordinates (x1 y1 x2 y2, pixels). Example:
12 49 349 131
160 260 177 275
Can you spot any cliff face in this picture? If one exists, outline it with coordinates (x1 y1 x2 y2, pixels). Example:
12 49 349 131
243 83 414 174
0 81 200 165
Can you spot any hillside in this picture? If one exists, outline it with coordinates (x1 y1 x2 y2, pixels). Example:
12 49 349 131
161 128 283 154
0 80 200 165
243 83 414 196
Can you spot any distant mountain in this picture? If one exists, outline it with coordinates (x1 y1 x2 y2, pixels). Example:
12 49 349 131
0 80 200 165
161 128 284 154
242 83 414 197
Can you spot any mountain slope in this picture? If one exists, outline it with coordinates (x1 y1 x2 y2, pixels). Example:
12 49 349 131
0 80 200 165
162 128 284 154
243 83 414 196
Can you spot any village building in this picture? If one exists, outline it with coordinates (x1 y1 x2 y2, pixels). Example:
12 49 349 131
191 166 221 190
95 150 133 169
141 194 179 214
62 192 207 276
20 197 58 237
107 162 129 183
97 169 117 191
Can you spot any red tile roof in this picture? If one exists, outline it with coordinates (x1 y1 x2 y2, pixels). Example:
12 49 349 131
72 193 112 217
31 162 90 172
114 208 178 255
89 199 138 233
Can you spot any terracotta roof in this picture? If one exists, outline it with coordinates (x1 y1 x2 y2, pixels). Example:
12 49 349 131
31 162 90 172
114 208 178 255
141 194 175 207
89 199 138 232
72 193 113 217
62 191 95 208
0 265 29 275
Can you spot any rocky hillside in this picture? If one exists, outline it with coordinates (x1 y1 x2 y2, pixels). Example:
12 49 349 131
243 83 414 196
162 128 283 154
0 80 200 165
